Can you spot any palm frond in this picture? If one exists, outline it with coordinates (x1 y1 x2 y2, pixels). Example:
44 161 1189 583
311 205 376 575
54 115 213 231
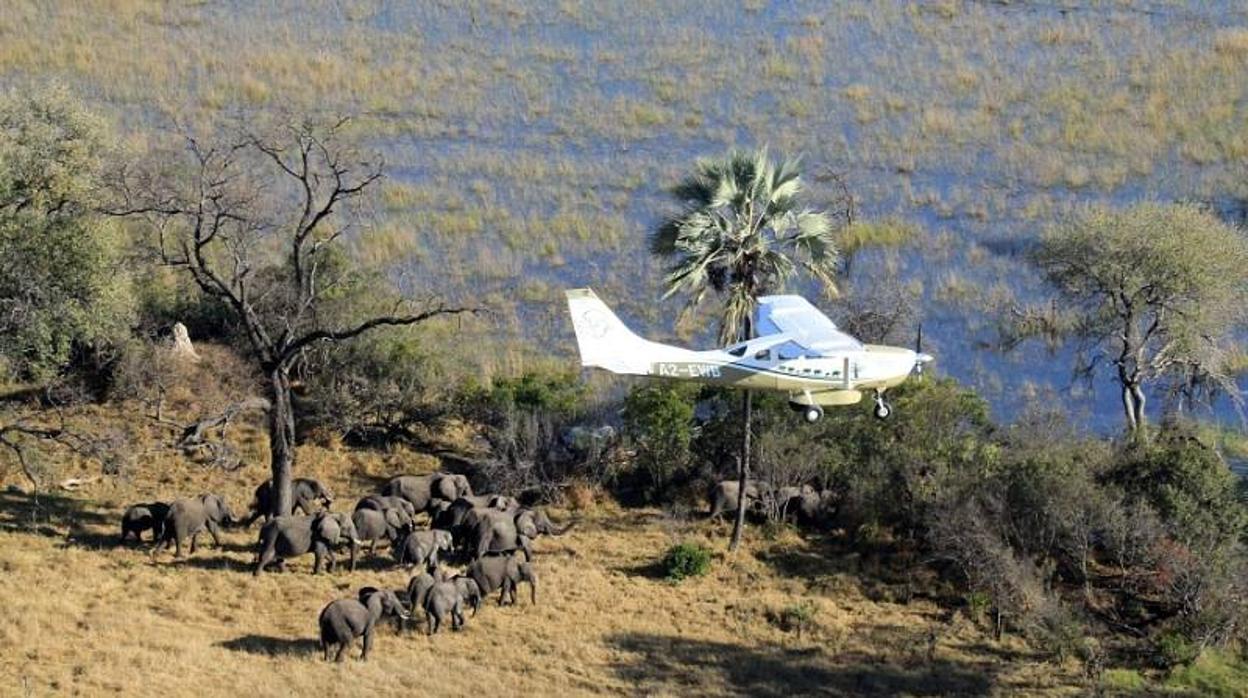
654 147 841 340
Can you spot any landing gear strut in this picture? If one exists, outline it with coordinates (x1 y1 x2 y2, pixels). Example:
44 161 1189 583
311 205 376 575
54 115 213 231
803 405 824 424
873 392 892 420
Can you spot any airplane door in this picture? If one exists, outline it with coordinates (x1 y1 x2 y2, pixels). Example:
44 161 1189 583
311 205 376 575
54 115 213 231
752 348 781 389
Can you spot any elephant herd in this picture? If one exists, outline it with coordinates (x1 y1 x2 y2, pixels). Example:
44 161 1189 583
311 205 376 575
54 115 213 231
119 471 569 662
706 479 837 527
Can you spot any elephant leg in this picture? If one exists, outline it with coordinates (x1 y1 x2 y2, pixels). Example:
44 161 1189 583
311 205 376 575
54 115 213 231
425 611 436 636
335 640 348 663
453 606 463 631
207 521 222 548
361 630 372 661
189 531 199 555
313 546 324 575
174 533 185 558
321 638 329 662
254 546 275 576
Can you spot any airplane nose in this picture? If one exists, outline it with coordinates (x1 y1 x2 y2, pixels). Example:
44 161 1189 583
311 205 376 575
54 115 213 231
911 350 933 376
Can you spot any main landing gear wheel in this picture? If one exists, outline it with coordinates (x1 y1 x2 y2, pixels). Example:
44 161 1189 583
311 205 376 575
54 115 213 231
873 395 892 420
803 405 824 423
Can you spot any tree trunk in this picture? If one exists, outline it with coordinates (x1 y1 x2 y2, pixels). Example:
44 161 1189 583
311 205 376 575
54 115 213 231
729 389 752 552
1130 384 1146 434
1121 385 1138 434
267 366 297 517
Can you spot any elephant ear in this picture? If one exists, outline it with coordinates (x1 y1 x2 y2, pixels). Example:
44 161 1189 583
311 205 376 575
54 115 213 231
316 513 342 544
455 474 472 498
434 475 457 501
384 508 404 530
201 494 222 520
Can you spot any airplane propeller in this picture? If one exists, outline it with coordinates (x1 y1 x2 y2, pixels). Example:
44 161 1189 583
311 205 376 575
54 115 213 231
913 323 933 375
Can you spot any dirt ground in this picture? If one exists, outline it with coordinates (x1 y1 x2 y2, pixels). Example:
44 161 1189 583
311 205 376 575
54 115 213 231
0 437 1085 697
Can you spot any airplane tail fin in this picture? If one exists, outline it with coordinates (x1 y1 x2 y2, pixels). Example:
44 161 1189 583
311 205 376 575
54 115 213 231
565 289 653 375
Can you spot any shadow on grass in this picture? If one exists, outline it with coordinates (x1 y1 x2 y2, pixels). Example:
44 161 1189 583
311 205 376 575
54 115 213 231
612 560 669 580
0 489 114 533
754 532 953 605
217 634 320 657
607 632 995 697
164 554 252 573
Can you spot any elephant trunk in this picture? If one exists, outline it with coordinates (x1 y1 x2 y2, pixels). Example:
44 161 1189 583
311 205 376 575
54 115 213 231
551 520 576 536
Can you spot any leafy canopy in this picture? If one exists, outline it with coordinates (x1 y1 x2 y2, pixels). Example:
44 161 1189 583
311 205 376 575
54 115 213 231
0 86 132 380
1030 203 1248 427
652 148 839 344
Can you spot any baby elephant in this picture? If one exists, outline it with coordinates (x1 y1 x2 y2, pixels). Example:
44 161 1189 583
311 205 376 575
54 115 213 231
452 575 482 617
424 578 477 635
392 528 453 569
120 501 170 543
318 587 409 662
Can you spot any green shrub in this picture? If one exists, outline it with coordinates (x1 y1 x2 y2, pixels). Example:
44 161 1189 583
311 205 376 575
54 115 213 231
965 591 992 625
662 542 712 582
1154 630 1200 669
1164 648 1248 697
1101 668 1146 692
775 601 818 638
621 383 696 503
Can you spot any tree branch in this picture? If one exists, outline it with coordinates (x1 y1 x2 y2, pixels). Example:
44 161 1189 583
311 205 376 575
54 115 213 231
280 305 484 364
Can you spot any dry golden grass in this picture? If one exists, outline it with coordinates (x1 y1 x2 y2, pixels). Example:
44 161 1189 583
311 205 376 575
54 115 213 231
0 427 1085 696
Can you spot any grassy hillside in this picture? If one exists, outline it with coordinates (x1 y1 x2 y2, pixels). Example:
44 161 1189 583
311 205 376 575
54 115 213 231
0 413 1085 697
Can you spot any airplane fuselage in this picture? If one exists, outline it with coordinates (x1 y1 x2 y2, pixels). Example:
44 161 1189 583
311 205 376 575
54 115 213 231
644 344 919 406
565 288 930 419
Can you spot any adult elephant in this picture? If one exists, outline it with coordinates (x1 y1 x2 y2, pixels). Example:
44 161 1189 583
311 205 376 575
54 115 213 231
241 478 334 527
151 494 236 559
354 494 417 520
351 507 412 558
434 495 520 547
515 508 575 539
467 553 537 606
789 489 837 528
707 479 768 519
253 511 360 575
380 472 472 513
469 508 533 560
318 587 408 662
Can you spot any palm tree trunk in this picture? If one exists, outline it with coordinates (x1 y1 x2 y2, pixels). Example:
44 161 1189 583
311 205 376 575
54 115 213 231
729 389 752 551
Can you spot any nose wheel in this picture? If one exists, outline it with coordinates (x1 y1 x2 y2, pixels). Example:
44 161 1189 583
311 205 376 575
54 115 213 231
873 393 892 420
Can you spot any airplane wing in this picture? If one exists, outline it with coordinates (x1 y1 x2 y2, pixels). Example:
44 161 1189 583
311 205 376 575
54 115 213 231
756 295 863 354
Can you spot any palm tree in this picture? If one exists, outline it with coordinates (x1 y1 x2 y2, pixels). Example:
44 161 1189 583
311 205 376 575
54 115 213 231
653 148 840 550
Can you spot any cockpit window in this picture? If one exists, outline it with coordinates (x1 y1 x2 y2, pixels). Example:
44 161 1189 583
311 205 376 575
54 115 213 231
728 346 747 357
754 349 771 361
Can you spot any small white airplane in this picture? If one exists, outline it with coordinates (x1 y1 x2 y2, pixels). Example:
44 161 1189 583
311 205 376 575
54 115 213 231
565 288 932 422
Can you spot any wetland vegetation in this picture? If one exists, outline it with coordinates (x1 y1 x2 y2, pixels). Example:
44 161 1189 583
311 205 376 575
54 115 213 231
2 1 1248 695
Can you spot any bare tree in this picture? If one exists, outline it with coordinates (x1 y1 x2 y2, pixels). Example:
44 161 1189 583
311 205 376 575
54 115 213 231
112 116 478 515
